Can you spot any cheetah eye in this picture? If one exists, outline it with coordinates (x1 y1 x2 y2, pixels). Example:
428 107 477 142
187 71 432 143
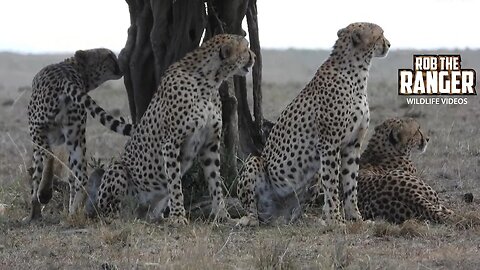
102 52 117 66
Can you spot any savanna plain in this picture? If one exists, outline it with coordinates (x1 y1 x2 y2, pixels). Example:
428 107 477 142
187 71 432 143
0 49 479 269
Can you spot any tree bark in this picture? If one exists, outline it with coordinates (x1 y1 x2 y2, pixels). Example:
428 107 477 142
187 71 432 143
206 0 265 161
247 0 265 145
119 0 205 123
118 0 155 123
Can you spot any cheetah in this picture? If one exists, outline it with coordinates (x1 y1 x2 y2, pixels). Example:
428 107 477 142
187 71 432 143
358 118 453 223
27 48 132 221
86 34 255 225
237 22 390 226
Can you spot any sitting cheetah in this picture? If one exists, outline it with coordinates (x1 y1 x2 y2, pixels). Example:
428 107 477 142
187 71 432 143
358 118 453 223
237 22 390 226
27 48 132 221
87 34 255 225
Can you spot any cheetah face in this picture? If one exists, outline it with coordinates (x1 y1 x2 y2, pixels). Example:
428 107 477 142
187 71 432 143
337 22 390 58
216 35 255 78
233 48 255 76
386 118 429 156
412 126 429 154
74 48 123 81
372 33 390 58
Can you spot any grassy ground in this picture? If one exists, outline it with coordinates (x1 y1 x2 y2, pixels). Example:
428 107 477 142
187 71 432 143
0 50 479 269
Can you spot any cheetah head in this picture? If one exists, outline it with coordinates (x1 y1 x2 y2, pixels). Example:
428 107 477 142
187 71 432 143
336 22 390 58
201 34 255 80
368 118 430 157
74 48 123 87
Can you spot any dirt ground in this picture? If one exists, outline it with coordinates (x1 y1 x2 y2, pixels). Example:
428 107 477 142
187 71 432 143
0 50 479 269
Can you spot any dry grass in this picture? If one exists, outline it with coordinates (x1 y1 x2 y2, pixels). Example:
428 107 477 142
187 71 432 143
1 50 480 269
1 186 479 269
451 211 480 230
371 219 429 238
255 240 295 270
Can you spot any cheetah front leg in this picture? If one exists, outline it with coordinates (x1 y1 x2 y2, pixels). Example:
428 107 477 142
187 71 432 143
340 143 363 221
199 139 230 223
412 194 454 223
236 156 265 226
64 118 88 216
320 146 344 225
163 141 188 226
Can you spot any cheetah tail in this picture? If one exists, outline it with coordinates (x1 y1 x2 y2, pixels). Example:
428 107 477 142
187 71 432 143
37 154 55 204
85 167 105 218
66 82 133 136
87 100 133 136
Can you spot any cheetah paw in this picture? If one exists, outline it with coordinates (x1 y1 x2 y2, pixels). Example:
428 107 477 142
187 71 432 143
22 214 41 224
209 208 231 222
168 216 189 226
323 217 346 227
345 211 363 222
236 215 259 227
22 204 42 224
362 219 374 225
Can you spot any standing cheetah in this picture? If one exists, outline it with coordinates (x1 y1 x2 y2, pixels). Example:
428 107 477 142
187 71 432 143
27 48 132 221
237 22 390 225
358 118 453 223
87 34 255 225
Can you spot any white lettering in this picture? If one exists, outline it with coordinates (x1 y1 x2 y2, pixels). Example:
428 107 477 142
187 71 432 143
438 71 450 94
413 71 425 94
462 71 475 94
399 71 413 94
450 71 461 94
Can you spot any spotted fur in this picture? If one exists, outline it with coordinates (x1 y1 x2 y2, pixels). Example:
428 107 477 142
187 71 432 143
358 118 453 223
87 34 255 225
27 48 132 221
237 22 390 226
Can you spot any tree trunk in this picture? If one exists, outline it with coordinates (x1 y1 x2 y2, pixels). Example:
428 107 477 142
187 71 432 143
119 0 266 200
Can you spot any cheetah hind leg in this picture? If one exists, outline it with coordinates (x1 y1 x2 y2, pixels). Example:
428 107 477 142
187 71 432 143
64 121 88 216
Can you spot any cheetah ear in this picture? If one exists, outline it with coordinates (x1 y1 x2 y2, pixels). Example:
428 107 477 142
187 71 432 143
219 43 234 60
337 27 349 38
351 29 364 47
74 50 88 64
27 167 34 177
